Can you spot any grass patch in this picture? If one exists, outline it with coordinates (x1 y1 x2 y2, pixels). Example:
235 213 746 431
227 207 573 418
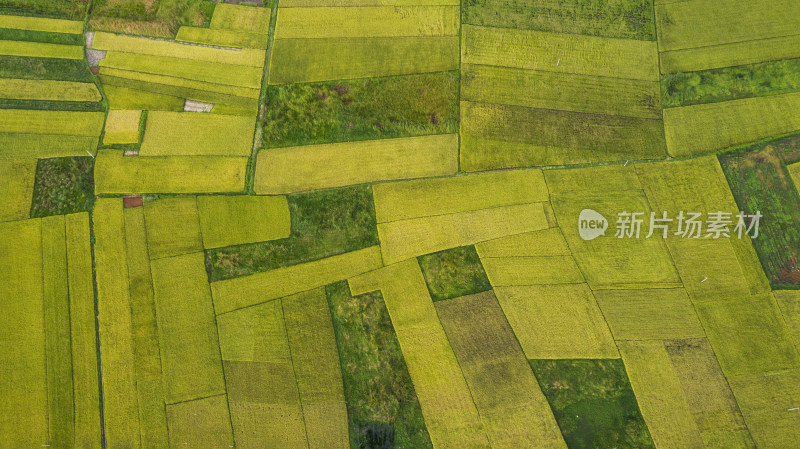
461 0 655 40
30 157 94 218
530 359 656 449
0 0 89 20
207 185 379 281
0 55 94 82
663 58 800 108
418 246 491 301
0 99 104 111
262 71 459 147
89 0 215 38
325 281 433 449
719 134 800 287
0 27 84 45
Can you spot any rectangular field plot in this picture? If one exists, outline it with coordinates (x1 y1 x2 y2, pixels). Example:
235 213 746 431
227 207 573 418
269 37 459 84
211 3 271 32
476 228 572 258
663 92 800 157
436 291 567 448
0 159 36 222
283 289 349 449
275 6 459 38
461 64 661 119
660 35 800 74
377 202 549 265
694 294 800 377
211 246 383 315
197 195 291 249
493 284 618 359
790 162 800 193
462 25 659 81
0 15 84 34
166 395 234 449
348 260 491 448
481 256 584 286
462 0 656 40
143 197 203 260
103 110 141 145
728 369 800 448
776 291 800 348
151 252 225 404
0 40 83 59
139 112 256 157
176 27 269 49
255 134 458 194
0 79 101 102
460 101 666 170
373 168 548 223
594 288 705 340
94 151 247 194
281 0 459 5
0 109 104 136
91 32 266 67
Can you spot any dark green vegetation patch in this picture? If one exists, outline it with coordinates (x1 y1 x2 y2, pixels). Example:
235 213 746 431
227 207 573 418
720 134 800 288
530 359 656 449
0 56 95 82
30 157 95 218
208 185 379 280
418 246 492 302
325 281 433 449
0 0 89 20
262 72 459 148
662 58 800 108
0 27 84 45
461 0 656 41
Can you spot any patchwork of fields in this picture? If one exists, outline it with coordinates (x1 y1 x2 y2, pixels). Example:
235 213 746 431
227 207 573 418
2 1 800 448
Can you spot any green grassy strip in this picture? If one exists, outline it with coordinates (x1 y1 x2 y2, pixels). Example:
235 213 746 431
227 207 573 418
207 185 379 281
42 215 75 448
0 219 48 447
719 135 800 287
103 85 185 111
0 39 83 59
93 198 142 449
463 0 655 40
0 15 83 33
263 71 459 148
0 55 94 82
0 0 88 20
663 58 800 108
123 207 170 448
325 281 433 449
99 71 259 107
269 37 459 84
531 359 656 448
0 27 83 45
0 98 104 111
65 213 102 449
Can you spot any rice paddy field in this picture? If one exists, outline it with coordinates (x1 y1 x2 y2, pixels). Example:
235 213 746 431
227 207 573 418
2 1 800 448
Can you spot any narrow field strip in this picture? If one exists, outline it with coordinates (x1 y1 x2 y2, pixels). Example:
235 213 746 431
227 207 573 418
123 207 169 448
0 109 105 136
462 25 659 81
435 291 568 448
348 260 492 448
377 202 550 265
211 3 271 32
283 288 350 449
0 79 101 102
481 256 585 286
90 32 266 67
94 151 248 194
280 0 460 6
139 112 256 157
254 134 458 194
274 6 459 39
176 27 269 50
372 168 548 223
269 37 459 84
211 246 383 315
493 284 618 359
0 219 48 447
0 15 84 34
0 40 84 59
93 199 141 449
475 228 571 258
66 213 102 449
660 34 800 74
462 64 662 119
663 92 800 157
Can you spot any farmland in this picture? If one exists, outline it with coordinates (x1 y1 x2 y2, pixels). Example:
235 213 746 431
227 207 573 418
3 1 800 448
